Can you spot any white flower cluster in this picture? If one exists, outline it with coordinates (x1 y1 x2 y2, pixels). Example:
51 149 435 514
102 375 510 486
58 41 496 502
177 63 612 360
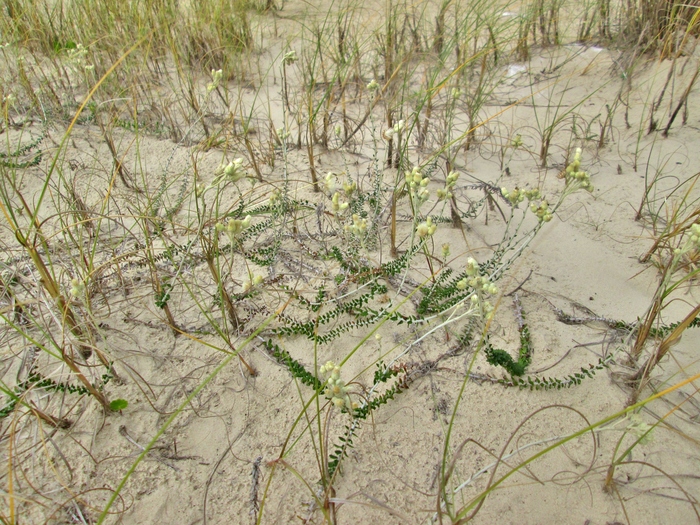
345 213 367 236
207 68 223 93
283 50 297 65
562 147 592 192
416 216 437 238
343 180 357 195
276 127 290 141
456 258 496 292
242 274 264 292
269 189 282 205
324 171 336 193
65 43 93 72
383 119 405 140
676 223 700 256
327 172 357 214
70 277 85 298
437 171 458 201
501 186 551 222
530 199 552 222
456 257 498 319
216 215 252 242
402 166 438 238
327 172 356 193
213 158 247 185
320 361 356 411
500 186 540 207
688 223 700 250
406 166 430 207
331 192 349 213
200 159 248 195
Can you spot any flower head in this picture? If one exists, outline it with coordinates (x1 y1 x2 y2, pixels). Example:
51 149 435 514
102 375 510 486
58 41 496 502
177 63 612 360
331 192 349 213
562 147 593 192
209 158 248 189
465 257 479 277
405 167 431 207
70 278 85 297
325 171 335 192
320 361 356 412
689 223 700 249
216 216 252 242
416 216 437 237
242 274 264 292
345 214 367 236
207 68 223 92
530 200 553 222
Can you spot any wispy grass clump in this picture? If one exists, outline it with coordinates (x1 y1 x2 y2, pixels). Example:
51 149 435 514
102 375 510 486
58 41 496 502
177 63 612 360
1 0 699 523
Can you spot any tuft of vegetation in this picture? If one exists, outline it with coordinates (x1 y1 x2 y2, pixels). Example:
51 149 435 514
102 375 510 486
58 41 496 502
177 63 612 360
0 0 699 523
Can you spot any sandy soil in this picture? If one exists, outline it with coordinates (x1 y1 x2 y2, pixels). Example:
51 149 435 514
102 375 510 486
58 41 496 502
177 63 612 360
1 2 700 524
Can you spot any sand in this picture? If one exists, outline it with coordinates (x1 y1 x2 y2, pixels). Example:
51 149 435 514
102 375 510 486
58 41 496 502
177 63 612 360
1 1 699 524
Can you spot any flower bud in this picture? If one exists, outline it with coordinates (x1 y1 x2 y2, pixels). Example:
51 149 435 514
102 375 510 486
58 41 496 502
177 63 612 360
466 257 479 277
